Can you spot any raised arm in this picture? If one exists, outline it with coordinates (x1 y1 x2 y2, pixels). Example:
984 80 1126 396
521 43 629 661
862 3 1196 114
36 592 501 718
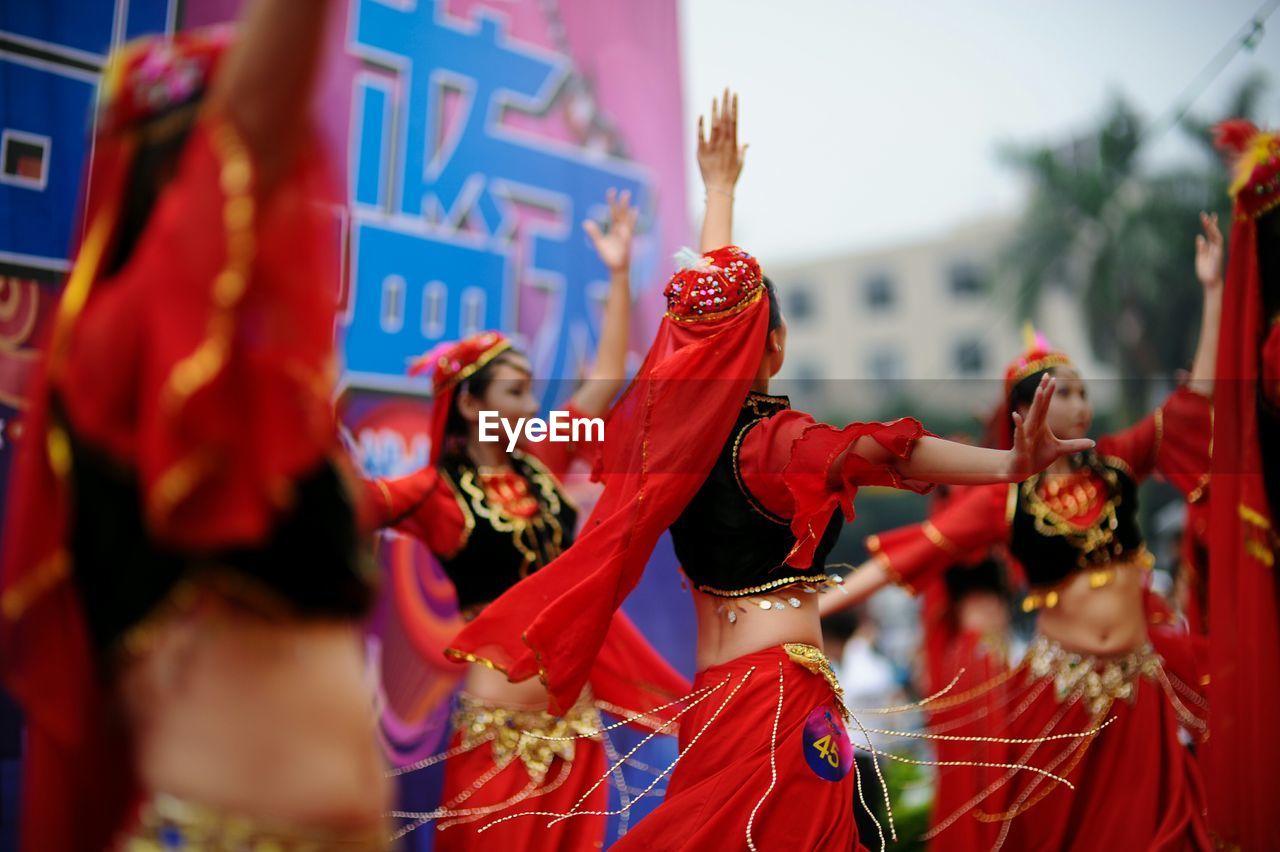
207 0 336 187
1187 211 1225 396
839 374 1094 487
698 88 747 252
571 189 638 418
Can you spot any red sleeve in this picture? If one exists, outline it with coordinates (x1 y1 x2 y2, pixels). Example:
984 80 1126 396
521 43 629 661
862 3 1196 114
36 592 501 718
1096 387 1211 494
865 483 1009 594
357 466 469 557
522 402 603 479
739 410 932 569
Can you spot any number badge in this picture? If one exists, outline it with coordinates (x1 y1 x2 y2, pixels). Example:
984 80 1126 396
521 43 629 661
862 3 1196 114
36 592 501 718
802 704 853 781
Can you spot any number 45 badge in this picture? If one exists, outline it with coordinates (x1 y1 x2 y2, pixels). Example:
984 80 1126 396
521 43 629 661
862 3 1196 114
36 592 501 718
802 704 854 781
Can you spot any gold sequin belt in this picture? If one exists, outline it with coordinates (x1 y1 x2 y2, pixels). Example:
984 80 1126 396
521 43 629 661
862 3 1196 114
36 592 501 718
783 642 851 721
119 792 389 850
453 692 602 782
1021 546 1154 612
1024 634 1163 716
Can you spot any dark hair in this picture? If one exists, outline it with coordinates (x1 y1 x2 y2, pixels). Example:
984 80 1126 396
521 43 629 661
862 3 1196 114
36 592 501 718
441 350 529 450
763 275 783 332
1007 368 1052 415
103 98 202 277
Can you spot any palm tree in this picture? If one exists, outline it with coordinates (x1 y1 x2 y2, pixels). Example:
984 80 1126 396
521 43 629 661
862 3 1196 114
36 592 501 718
1000 77 1266 420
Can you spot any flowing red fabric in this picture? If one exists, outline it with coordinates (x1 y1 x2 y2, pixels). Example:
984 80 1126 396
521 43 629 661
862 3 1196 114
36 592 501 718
992 631 1211 851
1206 194 1280 848
450 294 769 714
1 106 340 850
610 645 863 852
433 738 607 851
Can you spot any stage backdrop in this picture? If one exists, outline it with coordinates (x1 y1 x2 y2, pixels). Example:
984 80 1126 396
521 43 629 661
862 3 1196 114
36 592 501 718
1 0 697 846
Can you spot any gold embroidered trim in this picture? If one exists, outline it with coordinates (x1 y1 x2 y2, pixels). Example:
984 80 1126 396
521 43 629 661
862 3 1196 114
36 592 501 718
865 535 916 595
783 642 850 721
1024 634 1162 716
439 339 514 390
1239 503 1277 567
1240 503 1272 530
664 286 764 323
695 572 837 598
452 692 600 782
731 418 789 525
122 792 389 850
149 116 257 530
1 551 70 621
436 468 477 558
1007 353 1073 388
1019 462 1123 566
922 520 962 557
453 456 566 574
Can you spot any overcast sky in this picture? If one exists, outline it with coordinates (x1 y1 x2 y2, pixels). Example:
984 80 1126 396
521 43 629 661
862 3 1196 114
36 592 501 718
679 0 1280 263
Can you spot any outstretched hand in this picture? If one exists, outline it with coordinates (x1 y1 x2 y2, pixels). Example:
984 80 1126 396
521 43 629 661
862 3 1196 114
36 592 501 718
1194 211 1224 294
697 88 747 194
1009 374 1095 481
583 188 638 273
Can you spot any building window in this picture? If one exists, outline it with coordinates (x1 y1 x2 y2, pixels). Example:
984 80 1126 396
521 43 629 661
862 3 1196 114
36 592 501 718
867 347 904 382
863 273 896 311
0 130 50 190
948 262 984 298
954 338 986 376
422 281 447 338
460 288 486 336
380 274 405 333
787 286 815 322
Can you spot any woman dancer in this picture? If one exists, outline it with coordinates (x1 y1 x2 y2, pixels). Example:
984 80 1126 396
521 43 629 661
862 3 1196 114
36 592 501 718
825 215 1222 849
0 2 391 849
358 190 689 849
447 90 1092 851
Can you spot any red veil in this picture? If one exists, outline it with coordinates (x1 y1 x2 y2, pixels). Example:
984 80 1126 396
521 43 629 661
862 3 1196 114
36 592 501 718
1205 119 1280 849
449 247 770 714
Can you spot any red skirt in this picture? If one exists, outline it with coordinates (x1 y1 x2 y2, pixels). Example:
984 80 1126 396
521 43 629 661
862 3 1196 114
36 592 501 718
935 632 1211 851
612 644 862 852
421 695 608 851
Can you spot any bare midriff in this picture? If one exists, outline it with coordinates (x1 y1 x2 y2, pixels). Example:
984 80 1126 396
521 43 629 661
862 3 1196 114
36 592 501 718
691 586 823 671
1034 561 1150 656
117 592 390 832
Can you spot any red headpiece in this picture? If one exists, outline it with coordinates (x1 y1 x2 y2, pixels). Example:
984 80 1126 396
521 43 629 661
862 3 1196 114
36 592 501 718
409 331 515 464
1003 324 1073 399
664 245 764 321
990 325 1073 449
97 28 233 135
1215 119 1280 221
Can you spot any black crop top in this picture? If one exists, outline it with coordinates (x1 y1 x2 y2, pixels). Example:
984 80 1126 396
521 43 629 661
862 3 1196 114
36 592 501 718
1008 453 1145 589
68 430 376 656
435 450 578 612
670 393 842 597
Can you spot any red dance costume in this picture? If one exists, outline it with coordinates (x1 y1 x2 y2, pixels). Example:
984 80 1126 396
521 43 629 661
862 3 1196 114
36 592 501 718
448 247 954 850
915 485 1011 851
868 346 1213 850
0 32 374 852
1205 120 1280 850
359 331 689 849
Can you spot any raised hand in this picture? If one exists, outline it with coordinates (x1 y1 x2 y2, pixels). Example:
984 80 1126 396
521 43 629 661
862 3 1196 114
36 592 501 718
583 188 638 273
1009 374 1095 481
697 88 747 195
1194 211 1224 293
